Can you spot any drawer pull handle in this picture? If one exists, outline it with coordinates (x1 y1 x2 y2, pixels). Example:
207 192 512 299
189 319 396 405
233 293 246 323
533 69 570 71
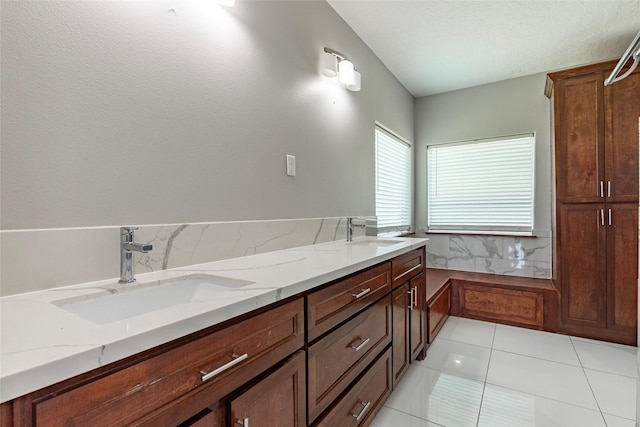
235 418 249 427
352 401 371 421
350 337 371 352
200 353 248 382
352 288 371 299
396 263 423 282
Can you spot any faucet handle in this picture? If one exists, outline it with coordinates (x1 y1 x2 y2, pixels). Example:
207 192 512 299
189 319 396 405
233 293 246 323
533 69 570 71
120 226 139 234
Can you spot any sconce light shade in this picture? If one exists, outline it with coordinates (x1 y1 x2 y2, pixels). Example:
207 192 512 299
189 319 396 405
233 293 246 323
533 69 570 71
338 60 355 85
346 70 361 92
319 50 337 77
322 47 361 92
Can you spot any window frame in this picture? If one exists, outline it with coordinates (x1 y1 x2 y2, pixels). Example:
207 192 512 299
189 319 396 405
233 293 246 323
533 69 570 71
426 133 536 236
375 124 412 234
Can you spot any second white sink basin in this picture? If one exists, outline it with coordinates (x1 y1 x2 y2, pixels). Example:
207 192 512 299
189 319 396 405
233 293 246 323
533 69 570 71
54 274 255 324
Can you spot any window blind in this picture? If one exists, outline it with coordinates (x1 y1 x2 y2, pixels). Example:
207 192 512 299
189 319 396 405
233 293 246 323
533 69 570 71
427 134 535 235
375 126 411 231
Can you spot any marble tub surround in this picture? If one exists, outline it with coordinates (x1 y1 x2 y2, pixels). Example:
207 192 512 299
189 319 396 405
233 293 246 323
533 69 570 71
0 236 428 403
426 233 551 279
0 217 369 297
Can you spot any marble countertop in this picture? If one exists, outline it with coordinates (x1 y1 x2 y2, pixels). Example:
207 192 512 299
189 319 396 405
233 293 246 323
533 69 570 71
0 236 428 403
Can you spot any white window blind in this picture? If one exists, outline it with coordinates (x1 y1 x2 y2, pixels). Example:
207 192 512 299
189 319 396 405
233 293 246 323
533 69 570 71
375 126 411 231
427 134 535 235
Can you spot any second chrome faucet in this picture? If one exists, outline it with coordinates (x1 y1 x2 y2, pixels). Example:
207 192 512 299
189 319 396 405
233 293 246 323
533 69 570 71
346 217 366 242
119 227 153 283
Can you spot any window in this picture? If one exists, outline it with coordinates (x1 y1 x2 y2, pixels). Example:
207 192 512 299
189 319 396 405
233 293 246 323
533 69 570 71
427 134 535 235
375 126 411 232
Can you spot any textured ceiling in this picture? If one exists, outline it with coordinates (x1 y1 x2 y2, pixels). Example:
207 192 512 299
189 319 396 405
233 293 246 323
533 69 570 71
327 0 640 97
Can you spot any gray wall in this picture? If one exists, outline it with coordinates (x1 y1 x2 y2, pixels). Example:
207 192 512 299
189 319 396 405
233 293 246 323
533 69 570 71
1 0 414 231
414 73 552 236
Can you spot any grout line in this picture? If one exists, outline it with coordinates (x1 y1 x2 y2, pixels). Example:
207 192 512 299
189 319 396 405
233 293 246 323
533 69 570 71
570 337 608 425
488 347 582 368
476 322 498 427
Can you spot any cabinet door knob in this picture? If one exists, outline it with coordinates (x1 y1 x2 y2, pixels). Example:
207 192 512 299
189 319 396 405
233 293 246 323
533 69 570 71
352 401 371 421
200 353 248 382
352 288 371 299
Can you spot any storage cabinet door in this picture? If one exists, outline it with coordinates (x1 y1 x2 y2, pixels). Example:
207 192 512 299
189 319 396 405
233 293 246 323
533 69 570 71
606 203 639 339
559 203 607 329
604 71 640 202
555 74 605 203
229 351 306 427
409 273 426 360
428 284 451 343
391 284 409 387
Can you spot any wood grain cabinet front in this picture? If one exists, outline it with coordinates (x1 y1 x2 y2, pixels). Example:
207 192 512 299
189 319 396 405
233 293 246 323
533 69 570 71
307 262 391 342
427 282 451 343
547 61 639 345
307 295 392 424
228 351 306 427
313 347 392 427
25 298 304 426
391 249 424 288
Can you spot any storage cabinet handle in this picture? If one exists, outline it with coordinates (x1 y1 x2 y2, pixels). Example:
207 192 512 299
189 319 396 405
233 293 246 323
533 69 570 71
609 208 612 226
350 337 371 352
235 417 249 426
407 287 417 311
607 181 611 198
352 288 371 299
352 401 371 421
600 209 604 226
200 353 248 382
600 181 604 198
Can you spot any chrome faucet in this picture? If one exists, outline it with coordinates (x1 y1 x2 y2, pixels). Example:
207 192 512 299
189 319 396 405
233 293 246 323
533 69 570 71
346 217 366 242
119 227 152 283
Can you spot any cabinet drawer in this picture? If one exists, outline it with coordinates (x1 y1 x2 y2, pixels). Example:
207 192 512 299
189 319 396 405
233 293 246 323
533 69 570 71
307 262 391 342
313 346 392 427
391 249 424 287
307 295 392 423
428 283 450 343
33 298 304 426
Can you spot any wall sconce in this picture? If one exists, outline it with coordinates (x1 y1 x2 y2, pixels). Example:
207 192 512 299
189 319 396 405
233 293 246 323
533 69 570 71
321 47 361 92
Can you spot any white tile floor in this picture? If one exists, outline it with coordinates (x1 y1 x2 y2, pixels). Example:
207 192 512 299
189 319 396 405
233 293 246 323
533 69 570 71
371 316 638 427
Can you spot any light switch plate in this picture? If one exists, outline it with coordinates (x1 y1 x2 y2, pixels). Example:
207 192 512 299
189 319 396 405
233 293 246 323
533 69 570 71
286 155 296 176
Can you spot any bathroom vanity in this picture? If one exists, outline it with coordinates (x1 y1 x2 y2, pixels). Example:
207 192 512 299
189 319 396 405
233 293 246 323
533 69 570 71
0 237 429 426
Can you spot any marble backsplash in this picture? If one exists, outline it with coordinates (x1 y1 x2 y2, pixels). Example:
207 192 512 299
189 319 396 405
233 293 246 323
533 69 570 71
1 218 551 297
425 233 552 279
0 217 357 297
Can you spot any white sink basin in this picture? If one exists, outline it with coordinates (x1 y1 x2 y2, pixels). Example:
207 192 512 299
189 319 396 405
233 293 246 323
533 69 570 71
54 274 255 324
349 239 400 247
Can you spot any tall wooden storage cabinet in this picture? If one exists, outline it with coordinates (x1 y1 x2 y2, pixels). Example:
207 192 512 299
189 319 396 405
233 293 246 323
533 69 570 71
546 60 639 345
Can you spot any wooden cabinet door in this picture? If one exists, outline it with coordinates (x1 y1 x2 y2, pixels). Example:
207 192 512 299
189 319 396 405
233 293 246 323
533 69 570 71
409 273 426 360
605 71 640 202
229 351 306 427
555 73 605 203
559 203 607 329
391 284 409 387
606 203 639 340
